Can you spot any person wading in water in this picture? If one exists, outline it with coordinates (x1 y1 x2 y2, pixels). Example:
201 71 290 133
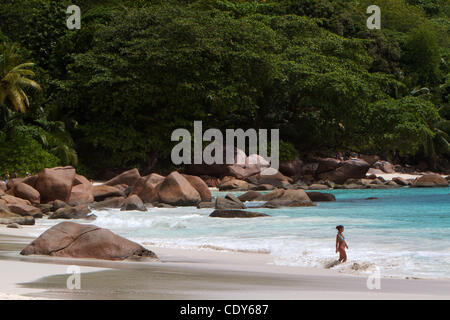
336 225 348 262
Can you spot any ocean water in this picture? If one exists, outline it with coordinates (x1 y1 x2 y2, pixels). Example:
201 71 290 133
34 187 450 279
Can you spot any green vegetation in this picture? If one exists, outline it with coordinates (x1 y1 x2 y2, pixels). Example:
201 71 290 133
0 0 449 176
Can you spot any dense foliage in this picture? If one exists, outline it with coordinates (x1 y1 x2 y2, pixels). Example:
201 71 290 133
0 0 449 176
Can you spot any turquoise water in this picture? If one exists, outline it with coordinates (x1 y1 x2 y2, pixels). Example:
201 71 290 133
35 187 450 279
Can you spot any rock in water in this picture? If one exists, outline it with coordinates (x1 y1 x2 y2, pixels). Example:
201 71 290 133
260 189 314 206
209 210 269 218
263 199 314 208
120 195 146 211
158 171 201 206
34 167 76 203
306 192 336 202
20 221 158 261
238 191 261 202
49 205 96 220
411 174 449 188
215 193 247 209
197 202 215 208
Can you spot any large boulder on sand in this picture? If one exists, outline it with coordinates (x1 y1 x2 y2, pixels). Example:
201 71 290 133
182 174 212 202
68 175 94 206
158 171 201 206
130 173 164 203
93 185 125 202
20 221 158 261
104 168 141 187
34 167 76 203
411 174 449 188
12 183 40 204
0 181 6 192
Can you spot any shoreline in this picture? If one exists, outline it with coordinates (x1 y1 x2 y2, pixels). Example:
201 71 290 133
2 224 450 300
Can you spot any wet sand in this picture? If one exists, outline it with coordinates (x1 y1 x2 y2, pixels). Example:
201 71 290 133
1 225 450 300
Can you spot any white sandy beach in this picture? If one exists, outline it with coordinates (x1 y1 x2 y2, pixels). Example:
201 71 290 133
1 224 450 300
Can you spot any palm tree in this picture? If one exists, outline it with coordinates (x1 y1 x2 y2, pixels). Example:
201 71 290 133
0 42 41 113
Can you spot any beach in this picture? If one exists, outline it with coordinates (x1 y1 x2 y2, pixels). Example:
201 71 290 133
1 224 450 300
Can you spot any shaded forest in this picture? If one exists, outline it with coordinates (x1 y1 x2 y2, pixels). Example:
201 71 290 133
1 0 449 178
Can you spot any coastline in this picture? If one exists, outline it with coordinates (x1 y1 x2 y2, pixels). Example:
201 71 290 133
2 224 450 300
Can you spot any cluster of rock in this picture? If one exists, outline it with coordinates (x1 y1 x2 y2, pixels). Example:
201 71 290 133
189 151 449 191
1 154 447 226
0 166 213 226
203 188 335 218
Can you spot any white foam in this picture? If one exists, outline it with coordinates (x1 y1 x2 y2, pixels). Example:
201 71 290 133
33 203 450 280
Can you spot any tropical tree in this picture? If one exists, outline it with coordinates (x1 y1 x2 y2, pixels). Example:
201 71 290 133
0 42 41 113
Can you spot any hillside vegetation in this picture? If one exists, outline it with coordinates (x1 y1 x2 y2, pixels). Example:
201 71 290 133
0 0 449 177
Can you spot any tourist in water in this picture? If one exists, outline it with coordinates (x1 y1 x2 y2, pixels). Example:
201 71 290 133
336 225 348 262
